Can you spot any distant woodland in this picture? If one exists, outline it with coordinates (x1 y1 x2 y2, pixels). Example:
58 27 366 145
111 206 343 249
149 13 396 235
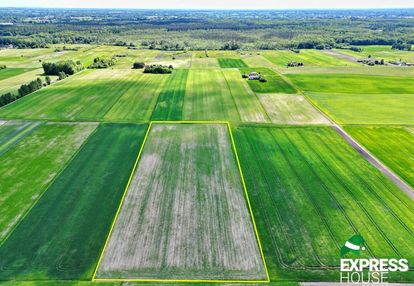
0 8 414 50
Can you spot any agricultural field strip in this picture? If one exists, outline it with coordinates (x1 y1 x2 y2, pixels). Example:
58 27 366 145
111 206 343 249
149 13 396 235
0 68 45 95
0 122 98 243
234 129 413 274
221 69 269 123
183 69 240 121
0 68 36 81
151 69 189 121
94 121 269 282
284 72 414 195
0 69 145 122
0 121 42 156
103 73 168 122
256 94 329 125
342 126 414 196
0 123 147 280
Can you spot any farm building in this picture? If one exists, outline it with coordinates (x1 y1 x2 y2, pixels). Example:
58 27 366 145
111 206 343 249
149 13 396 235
248 72 260 80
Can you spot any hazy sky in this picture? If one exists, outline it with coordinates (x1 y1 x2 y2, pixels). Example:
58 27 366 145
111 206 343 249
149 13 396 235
1 0 413 9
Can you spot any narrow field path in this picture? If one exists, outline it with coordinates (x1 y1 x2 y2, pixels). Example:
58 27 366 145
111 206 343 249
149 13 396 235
332 125 414 200
322 50 362 64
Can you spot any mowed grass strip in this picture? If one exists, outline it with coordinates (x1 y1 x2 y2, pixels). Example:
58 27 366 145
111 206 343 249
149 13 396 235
0 123 147 280
0 68 35 81
151 69 188 120
97 124 266 280
0 69 143 122
257 94 329 124
183 69 240 121
0 121 41 156
190 58 220 68
239 68 297 94
0 68 45 95
218 58 248 68
222 69 269 122
263 50 357 67
0 122 96 242
104 73 167 122
286 73 414 94
306 92 414 124
344 126 414 189
234 126 414 281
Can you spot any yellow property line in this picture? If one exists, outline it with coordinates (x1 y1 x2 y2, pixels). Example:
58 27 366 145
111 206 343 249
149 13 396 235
92 121 270 283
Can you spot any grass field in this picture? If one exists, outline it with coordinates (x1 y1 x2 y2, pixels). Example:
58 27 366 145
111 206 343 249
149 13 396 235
0 120 41 156
239 68 297 94
344 126 414 189
152 69 189 120
183 69 240 121
286 73 414 94
306 92 414 124
0 68 50 95
222 69 269 122
0 122 96 242
279 65 414 77
0 123 147 280
257 94 328 124
0 69 161 122
0 68 36 81
190 58 220 68
240 54 276 68
97 123 266 281
335 45 414 63
263 50 358 67
218 58 248 68
234 126 414 281
104 73 167 122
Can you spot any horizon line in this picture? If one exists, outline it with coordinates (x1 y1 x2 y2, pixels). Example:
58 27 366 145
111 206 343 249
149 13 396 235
1 6 414 10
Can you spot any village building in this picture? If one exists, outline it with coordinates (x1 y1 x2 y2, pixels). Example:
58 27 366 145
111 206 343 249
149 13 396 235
248 72 260 80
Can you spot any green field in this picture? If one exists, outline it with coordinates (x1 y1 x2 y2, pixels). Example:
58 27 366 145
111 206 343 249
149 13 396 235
306 92 414 124
0 69 157 122
0 122 96 242
0 123 147 280
218 58 248 68
336 45 414 63
344 126 414 189
152 69 189 120
0 68 50 95
190 58 220 68
257 94 329 124
0 121 40 155
234 126 414 281
263 50 357 67
239 68 297 94
0 68 35 81
241 54 276 68
287 73 414 94
183 69 240 121
104 73 167 122
222 69 269 122
97 123 266 280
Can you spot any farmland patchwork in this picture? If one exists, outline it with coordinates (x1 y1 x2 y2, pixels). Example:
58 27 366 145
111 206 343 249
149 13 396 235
96 123 267 281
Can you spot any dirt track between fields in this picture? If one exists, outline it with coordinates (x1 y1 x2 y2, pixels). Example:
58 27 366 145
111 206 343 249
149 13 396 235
332 125 414 200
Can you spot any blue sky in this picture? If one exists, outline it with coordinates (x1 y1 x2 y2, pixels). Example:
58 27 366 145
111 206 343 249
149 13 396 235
1 0 413 9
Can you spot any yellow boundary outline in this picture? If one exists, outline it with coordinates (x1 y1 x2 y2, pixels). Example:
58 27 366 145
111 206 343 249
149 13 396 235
92 120 270 283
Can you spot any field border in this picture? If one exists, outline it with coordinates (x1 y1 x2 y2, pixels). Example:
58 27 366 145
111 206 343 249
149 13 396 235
92 120 270 283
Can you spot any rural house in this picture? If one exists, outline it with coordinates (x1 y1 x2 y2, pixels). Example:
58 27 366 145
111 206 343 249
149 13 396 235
248 72 260 80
